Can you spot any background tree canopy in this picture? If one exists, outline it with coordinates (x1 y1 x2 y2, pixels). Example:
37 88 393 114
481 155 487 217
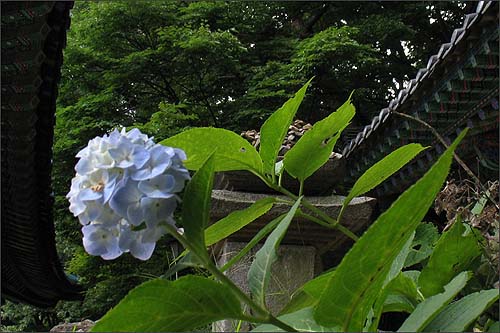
2 1 470 330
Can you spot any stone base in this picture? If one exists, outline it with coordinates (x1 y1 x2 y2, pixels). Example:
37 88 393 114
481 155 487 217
210 190 376 249
50 320 95 332
213 241 316 332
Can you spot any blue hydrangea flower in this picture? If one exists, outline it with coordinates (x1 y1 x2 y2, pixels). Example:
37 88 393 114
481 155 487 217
67 128 189 260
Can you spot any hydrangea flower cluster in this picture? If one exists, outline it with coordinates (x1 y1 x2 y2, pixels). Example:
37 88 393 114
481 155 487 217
67 128 190 260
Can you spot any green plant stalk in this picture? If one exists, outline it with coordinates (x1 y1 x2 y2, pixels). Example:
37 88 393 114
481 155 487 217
297 210 337 229
164 224 297 332
299 180 304 197
252 170 359 241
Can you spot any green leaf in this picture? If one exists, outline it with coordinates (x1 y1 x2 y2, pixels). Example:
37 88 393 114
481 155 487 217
340 143 427 219
182 153 215 260
313 129 468 331
424 289 499 332
384 295 416 314
275 160 284 176
259 78 313 177
386 233 415 284
205 197 275 247
397 271 472 332
279 270 335 315
91 276 244 332
248 197 302 308
161 127 263 173
220 213 285 272
487 321 500 332
471 190 489 215
382 273 422 313
162 252 203 279
404 222 440 268
283 97 355 182
368 236 417 331
252 307 340 332
418 220 483 297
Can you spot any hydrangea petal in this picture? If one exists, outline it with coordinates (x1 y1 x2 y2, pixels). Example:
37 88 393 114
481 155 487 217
138 175 176 198
132 146 150 169
127 204 144 226
79 188 102 201
130 240 155 261
141 197 177 227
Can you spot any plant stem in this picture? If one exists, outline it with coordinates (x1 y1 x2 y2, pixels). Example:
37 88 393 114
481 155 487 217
206 261 297 332
276 183 358 241
164 224 297 332
297 210 335 229
251 170 359 241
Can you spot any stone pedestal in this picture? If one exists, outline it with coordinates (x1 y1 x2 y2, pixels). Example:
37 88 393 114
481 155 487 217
50 320 95 332
213 242 316 332
210 190 376 332
211 190 376 250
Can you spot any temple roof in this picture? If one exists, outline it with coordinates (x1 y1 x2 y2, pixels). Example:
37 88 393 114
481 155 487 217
342 1 499 196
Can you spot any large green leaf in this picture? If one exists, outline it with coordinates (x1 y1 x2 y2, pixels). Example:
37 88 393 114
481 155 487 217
283 97 355 182
424 289 499 332
247 197 302 308
220 214 285 272
340 144 427 219
313 130 467 331
252 307 339 332
205 197 275 246
259 78 313 177
161 127 263 173
91 276 244 332
418 220 483 297
398 271 472 332
404 222 439 268
181 153 215 260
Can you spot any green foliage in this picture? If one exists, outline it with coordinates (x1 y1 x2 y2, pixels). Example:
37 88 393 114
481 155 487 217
340 143 427 219
313 131 466 331
418 220 483 298
382 273 423 314
398 271 472 332
205 197 276 247
424 289 499 332
487 321 500 332
404 222 440 268
182 153 216 260
283 97 354 182
220 214 285 273
253 307 337 332
91 277 244 332
162 128 262 173
259 79 312 177
247 198 302 308
279 270 334 316
134 103 198 142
